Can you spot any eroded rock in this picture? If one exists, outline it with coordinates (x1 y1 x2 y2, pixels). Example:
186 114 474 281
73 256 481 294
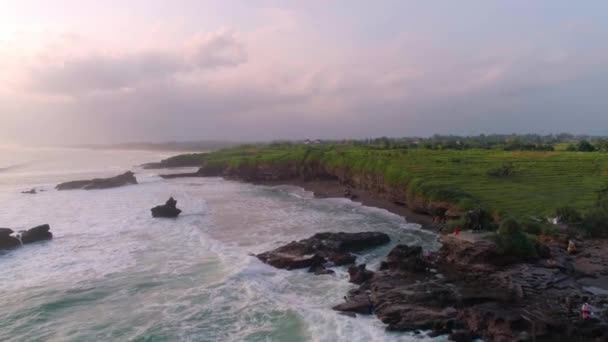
56 171 137 190
0 228 20 249
21 224 53 244
257 232 390 271
151 197 182 218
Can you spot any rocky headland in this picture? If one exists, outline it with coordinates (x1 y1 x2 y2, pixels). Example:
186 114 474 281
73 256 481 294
141 153 208 169
56 171 137 190
152 156 608 340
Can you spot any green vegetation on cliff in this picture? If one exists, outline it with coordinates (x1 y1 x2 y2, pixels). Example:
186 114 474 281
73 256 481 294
201 143 608 220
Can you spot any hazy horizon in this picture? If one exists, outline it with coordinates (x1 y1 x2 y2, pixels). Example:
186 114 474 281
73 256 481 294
2 1 608 145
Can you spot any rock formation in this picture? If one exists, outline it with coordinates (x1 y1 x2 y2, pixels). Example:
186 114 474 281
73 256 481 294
56 171 137 190
0 228 20 249
151 197 182 218
20 224 53 244
1 224 53 250
256 232 390 274
332 236 608 341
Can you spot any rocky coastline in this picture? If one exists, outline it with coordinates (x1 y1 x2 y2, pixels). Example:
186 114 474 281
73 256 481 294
256 231 608 341
152 157 608 340
159 161 447 229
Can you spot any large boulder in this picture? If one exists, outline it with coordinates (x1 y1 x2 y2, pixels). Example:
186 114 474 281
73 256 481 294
379 244 430 273
0 228 20 249
56 171 137 190
21 224 53 244
151 197 182 218
257 232 390 271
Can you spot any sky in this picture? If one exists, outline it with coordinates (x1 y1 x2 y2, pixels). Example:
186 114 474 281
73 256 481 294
1 0 608 145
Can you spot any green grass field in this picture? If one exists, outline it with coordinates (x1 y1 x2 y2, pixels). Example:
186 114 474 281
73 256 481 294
202 144 608 219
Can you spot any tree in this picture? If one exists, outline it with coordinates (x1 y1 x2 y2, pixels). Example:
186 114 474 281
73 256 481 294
577 140 596 152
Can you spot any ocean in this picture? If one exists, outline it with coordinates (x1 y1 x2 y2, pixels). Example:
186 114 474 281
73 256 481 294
0 146 442 341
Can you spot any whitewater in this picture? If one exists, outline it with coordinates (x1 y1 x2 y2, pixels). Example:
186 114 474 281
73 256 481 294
0 147 443 341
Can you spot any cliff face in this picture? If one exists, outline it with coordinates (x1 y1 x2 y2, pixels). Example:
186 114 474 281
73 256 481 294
197 160 463 222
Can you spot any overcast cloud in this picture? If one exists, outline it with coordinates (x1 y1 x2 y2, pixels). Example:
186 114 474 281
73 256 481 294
1 0 607 145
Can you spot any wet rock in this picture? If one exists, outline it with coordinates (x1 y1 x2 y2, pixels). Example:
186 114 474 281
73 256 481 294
380 244 429 273
0 228 20 249
257 232 390 271
333 292 374 315
21 188 37 194
439 234 514 268
309 264 335 275
342 239 608 341
151 197 182 218
448 329 473 342
56 171 137 190
20 224 53 244
348 264 374 284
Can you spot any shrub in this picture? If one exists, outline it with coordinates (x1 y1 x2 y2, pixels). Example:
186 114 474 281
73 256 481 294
577 140 596 152
444 217 466 233
555 206 583 224
494 217 537 258
580 208 608 238
487 162 517 177
540 224 560 237
463 208 496 231
521 221 542 235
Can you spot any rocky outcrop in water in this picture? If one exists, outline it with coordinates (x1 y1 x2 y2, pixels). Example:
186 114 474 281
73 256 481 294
21 188 37 194
151 197 182 218
333 236 608 341
21 224 53 244
56 171 137 190
257 232 390 273
0 224 53 250
0 228 20 249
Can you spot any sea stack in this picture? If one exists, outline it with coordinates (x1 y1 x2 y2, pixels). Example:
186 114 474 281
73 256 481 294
151 197 182 218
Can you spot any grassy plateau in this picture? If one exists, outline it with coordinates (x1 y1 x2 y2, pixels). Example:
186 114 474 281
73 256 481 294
197 143 608 222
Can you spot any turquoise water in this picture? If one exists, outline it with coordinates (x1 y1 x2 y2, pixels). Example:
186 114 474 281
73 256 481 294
0 147 442 341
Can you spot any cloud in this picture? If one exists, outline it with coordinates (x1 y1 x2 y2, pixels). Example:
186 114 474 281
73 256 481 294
27 30 246 95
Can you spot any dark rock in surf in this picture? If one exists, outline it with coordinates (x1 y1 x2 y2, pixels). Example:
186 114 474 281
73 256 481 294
348 264 374 284
379 244 429 273
256 232 390 271
151 197 182 218
21 224 53 244
21 188 37 194
56 171 137 190
0 228 20 249
308 264 336 275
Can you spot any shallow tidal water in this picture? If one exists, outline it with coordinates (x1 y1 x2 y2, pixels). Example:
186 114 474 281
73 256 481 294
0 147 443 341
